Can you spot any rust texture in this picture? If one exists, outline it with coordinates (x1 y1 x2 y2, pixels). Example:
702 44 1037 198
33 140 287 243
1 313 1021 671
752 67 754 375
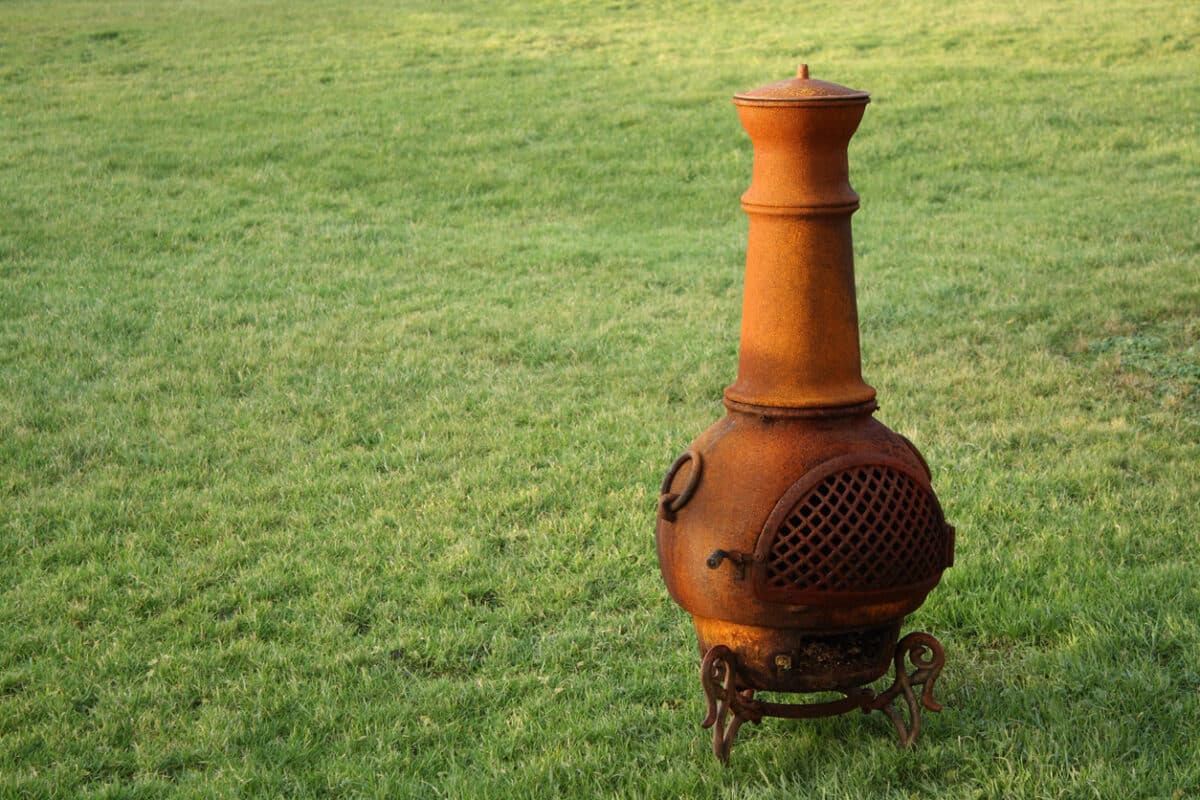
654 65 955 763
700 633 945 763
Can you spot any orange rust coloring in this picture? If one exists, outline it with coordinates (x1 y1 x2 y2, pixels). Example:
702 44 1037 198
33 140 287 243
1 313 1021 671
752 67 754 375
655 65 954 764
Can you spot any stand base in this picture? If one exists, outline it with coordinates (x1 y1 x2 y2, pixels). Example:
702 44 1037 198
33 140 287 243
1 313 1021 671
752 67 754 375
700 632 945 764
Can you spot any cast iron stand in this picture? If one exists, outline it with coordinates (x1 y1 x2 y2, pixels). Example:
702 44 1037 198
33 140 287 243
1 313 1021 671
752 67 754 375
700 632 945 764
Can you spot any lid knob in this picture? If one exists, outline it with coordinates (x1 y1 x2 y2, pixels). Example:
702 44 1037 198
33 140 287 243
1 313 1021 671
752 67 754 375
797 63 809 80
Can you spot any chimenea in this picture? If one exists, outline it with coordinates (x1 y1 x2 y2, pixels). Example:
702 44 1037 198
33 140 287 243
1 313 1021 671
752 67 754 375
655 65 954 764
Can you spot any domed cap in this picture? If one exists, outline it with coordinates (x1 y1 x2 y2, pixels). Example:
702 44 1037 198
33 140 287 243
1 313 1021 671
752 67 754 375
733 64 870 106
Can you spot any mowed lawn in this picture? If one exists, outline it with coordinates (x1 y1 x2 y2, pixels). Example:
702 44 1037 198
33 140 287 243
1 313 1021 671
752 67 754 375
1 1 1197 797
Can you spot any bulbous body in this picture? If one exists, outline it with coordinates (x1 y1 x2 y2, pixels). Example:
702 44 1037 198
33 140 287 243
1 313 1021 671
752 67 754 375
656 406 951 692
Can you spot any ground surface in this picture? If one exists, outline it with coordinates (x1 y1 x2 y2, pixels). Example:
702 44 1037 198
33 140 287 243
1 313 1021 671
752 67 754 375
1 1 1198 798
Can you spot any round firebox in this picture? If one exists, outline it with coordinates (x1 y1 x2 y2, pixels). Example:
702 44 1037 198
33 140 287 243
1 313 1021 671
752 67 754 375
754 455 953 606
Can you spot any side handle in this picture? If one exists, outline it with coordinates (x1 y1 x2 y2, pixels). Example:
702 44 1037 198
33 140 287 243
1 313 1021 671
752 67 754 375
659 449 702 522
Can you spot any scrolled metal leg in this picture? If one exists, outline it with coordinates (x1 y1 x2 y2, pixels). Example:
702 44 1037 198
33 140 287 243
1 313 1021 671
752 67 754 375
699 646 762 765
697 634 945 762
866 632 945 748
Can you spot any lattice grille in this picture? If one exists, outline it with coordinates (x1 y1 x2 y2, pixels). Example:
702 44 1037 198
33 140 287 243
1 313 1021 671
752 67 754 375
763 466 946 595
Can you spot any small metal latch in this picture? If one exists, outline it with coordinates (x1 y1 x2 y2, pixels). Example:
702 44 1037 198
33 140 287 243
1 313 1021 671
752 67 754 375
706 549 752 580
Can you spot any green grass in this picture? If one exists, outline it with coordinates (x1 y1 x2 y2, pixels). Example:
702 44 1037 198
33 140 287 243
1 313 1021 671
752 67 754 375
1 1 1198 797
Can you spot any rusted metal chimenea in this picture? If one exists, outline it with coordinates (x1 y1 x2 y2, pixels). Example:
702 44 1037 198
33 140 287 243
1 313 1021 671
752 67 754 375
655 65 954 764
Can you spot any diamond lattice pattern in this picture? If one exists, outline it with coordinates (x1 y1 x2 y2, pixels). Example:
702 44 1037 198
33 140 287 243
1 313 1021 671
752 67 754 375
764 466 946 594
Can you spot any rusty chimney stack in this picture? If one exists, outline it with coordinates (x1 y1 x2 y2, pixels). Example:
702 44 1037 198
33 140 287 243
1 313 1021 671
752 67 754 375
655 66 955 763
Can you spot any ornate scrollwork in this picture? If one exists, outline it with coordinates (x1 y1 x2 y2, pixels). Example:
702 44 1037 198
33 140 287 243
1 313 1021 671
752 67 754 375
699 646 761 764
866 632 945 748
697 632 946 764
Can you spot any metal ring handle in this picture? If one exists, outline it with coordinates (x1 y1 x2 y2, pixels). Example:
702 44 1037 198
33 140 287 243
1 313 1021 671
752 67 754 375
659 449 703 518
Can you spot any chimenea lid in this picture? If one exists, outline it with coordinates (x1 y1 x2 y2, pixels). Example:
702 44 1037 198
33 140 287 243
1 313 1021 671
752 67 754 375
733 64 870 106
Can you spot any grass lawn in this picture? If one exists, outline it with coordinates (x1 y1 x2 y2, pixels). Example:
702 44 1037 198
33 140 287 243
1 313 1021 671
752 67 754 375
1 1 1198 797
